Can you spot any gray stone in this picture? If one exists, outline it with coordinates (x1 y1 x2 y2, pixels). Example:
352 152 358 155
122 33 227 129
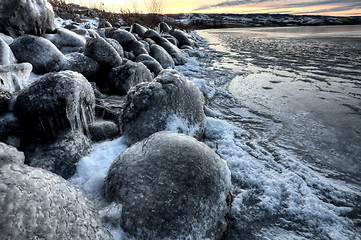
105 28 137 50
98 20 112 29
10 35 64 74
150 44 175 69
0 89 11 114
0 37 16 65
159 22 172 33
0 33 14 45
109 61 152 95
14 71 95 138
105 38 124 58
0 142 24 165
143 29 161 42
121 69 206 145
0 0 55 37
130 41 148 56
135 53 163 76
24 130 92 179
104 131 231 239
162 33 179 46
61 52 99 80
84 37 123 69
170 29 195 48
131 23 147 38
0 63 32 93
43 28 86 54
89 120 120 141
0 163 112 239
160 38 186 65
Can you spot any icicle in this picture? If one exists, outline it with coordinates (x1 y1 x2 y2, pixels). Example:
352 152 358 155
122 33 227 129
80 103 90 137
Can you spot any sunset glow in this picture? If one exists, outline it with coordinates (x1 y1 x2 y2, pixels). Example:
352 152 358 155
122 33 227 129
65 0 361 16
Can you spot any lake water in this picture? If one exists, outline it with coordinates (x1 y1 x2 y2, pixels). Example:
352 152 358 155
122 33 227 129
191 25 361 239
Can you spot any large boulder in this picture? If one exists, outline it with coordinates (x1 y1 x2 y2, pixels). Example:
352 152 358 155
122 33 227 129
43 28 86 54
24 131 92 179
0 62 32 93
0 0 55 37
105 38 125 58
159 22 171 33
0 37 16 65
105 28 138 51
60 52 100 81
84 37 123 69
170 29 196 48
121 70 206 145
10 35 64 74
143 29 161 42
135 54 163 76
109 61 152 95
150 44 175 69
14 71 95 138
0 161 112 239
159 37 186 65
0 142 24 165
129 40 148 56
104 131 232 239
131 23 147 38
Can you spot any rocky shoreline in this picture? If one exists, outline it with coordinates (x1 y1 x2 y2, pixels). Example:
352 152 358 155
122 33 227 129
1 0 231 239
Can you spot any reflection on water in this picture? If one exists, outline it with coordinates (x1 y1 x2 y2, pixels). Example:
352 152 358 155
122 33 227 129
197 26 361 183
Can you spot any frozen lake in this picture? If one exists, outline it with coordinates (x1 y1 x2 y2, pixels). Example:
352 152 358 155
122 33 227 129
197 25 361 185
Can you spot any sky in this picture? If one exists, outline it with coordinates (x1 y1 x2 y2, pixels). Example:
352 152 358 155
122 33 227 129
67 0 361 16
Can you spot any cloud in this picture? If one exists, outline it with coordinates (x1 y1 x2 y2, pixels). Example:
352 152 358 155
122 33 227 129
194 0 361 13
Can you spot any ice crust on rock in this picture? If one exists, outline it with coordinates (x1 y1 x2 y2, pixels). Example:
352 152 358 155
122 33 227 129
14 70 95 138
109 61 153 95
10 35 64 74
159 37 187 65
151 44 175 69
0 0 55 37
135 53 163 76
121 69 206 145
0 62 32 93
0 37 16 65
0 161 112 239
43 28 86 54
61 52 100 80
104 131 232 240
0 142 25 165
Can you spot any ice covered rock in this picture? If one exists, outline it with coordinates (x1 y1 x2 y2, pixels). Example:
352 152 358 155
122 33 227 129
109 61 152 95
0 117 23 148
95 94 126 121
121 69 206 145
89 120 120 141
14 71 95 138
0 142 24 165
104 131 232 239
105 38 125 58
135 54 163 76
0 33 14 45
10 35 64 74
0 162 112 239
131 23 147 38
84 37 123 69
0 89 11 114
43 28 86 54
170 29 196 48
129 40 148 56
24 130 92 179
0 63 32 93
105 28 138 51
61 52 99 80
98 20 112 29
162 33 179 46
150 44 175 69
160 38 186 65
0 0 55 37
159 22 172 33
0 38 16 65
143 29 161 42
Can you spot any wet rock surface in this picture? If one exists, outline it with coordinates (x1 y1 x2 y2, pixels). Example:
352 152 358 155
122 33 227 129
105 131 231 240
0 161 112 239
14 71 95 138
121 69 206 145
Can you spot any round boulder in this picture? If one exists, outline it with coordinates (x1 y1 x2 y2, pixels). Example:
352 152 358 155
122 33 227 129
0 142 24 165
121 69 206 145
10 35 64 74
131 23 147 38
150 44 175 69
105 28 138 51
170 29 195 48
109 61 152 95
14 71 95 138
61 52 100 81
159 38 186 65
135 54 163 76
43 28 86 54
0 0 55 37
0 162 112 239
105 131 232 239
143 29 161 42
84 37 123 69
159 22 171 33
